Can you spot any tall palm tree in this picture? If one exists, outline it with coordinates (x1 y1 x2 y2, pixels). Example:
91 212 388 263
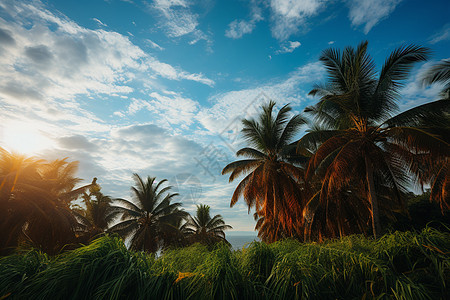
181 204 232 245
23 158 95 254
109 174 187 253
0 148 43 253
222 101 308 239
0 150 95 254
420 59 450 210
73 189 123 243
299 41 449 238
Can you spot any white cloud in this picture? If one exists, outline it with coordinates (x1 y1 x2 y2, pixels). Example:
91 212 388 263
146 58 214 86
270 0 325 40
92 18 107 27
150 0 211 47
0 0 214 111
328 40 335 45
398 61 447 111
38 123 208 199
197 62 325 138
225 0 263 39
429 23 450 44
225 20 257 39
122 92 200 126
276 40 301 54
347 0 402 34
145 38 164 50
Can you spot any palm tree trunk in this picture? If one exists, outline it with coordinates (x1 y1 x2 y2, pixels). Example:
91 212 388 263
365 156 381 239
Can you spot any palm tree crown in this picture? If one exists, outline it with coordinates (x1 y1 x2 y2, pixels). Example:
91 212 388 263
181 204 232 245
109 174 187 253
222 101 307 241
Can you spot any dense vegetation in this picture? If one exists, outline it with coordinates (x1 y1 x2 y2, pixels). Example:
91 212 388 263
223 41 449 242
0 155 231 255
1 228 449 299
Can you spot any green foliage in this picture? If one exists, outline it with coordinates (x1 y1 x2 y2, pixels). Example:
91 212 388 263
157 243 209 273
389 192 450 232
181 204 232 247
1 229 449 299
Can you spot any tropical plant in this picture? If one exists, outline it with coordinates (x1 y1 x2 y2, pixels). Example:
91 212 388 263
0 149 95 254
109 174 187 253
22 158 95 254
1 228 449 299
0 148 43 254
73 187 123 243
299 41 449 238
420 59 450 210
222 101 308 241
181 204 232 246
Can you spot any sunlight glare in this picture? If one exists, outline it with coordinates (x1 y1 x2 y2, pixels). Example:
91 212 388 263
2 123 52 155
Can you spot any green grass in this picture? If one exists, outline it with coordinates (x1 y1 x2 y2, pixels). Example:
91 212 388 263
1 228 449 299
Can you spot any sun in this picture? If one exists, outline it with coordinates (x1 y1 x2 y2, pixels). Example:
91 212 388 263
2 123 52 155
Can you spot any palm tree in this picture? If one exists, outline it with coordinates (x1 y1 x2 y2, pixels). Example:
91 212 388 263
0 148 43 253
23 158 95 254
222 101 308 240
73 188 123 243
419 59 450 210
109 174 187 253
0 150 95 254
181 204 232 245
299 41 449 238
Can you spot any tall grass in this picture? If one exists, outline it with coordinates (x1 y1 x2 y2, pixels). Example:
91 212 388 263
1 228 448 299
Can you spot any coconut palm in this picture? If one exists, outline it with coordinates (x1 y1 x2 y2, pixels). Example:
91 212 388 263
222 101 308 239
109 174 187 253
73 188 123 243
181 204 232 245
23 159 95 254
0 150 96 254
0 148 43 253
300 41 449 238
419 59 450 210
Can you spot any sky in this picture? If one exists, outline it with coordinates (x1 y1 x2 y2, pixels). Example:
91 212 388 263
0 0 449 234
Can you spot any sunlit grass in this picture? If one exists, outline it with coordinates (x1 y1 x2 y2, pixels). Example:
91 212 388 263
1 228 448 299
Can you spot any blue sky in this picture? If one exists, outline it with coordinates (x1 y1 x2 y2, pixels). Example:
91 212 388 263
0 0 449 233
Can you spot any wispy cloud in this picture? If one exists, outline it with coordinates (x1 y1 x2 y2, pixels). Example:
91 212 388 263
145 39 164 50
119 91 200 126
146 58 214 86
429 23 450 44
225 0 263 39
92 18 107 27
150 0 211 47
269 0 325 40
347 0 402 34
197 62 325 137
276 41 301 54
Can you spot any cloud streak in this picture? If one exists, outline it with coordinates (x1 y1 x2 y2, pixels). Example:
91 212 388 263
429 23 450 44
347 0 403 34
